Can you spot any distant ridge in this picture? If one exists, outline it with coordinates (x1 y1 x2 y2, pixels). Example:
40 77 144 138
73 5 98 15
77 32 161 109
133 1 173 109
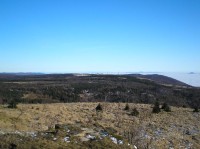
0 73 45 79
126 74 191 87
0 72 44 75
0 72 191 87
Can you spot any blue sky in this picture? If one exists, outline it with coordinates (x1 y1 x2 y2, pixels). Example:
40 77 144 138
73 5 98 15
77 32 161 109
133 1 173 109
0 0 200 73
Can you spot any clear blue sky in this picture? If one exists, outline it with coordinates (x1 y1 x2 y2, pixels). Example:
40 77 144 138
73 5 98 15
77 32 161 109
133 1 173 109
0 0 200 73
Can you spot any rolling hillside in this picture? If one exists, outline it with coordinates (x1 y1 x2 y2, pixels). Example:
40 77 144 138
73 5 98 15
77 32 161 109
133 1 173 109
0 73 199 108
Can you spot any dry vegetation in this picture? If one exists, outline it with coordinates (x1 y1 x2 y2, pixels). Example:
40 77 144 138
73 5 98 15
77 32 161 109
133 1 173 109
0 103 199 148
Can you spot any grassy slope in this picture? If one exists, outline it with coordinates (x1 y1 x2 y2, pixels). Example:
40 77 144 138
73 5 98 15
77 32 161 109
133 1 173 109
0 103 199 149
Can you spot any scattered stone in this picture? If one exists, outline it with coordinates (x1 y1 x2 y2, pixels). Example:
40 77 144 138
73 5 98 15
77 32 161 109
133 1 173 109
63 136 70 143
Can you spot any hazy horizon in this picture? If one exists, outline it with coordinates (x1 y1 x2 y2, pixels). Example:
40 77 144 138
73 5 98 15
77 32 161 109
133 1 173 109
0 71 200 87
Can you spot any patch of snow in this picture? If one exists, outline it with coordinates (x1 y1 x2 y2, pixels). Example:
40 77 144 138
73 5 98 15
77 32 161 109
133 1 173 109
27 132 37 138
0 130 5 135
100 130 109 137
118 140 123 144
14 131 24 136
67 129 70 133
144 134 151 139
154 128 162 136
86 134 95 140
110 137 118 144
53 138 57 141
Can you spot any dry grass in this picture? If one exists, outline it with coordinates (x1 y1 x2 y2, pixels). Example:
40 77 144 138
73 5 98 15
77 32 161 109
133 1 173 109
0 103 199 148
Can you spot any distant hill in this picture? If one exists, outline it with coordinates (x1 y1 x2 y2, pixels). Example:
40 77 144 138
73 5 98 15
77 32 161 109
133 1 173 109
0 72 44 76
126 74 190 87
0 73 193 87
0 73 199 108
0 73 44 79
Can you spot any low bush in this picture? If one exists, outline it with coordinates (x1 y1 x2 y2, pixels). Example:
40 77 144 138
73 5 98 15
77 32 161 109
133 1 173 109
124 103 130 111
8 100 18 109
130 108 139 116
96 103 103 111
193 107 199 112
161 102 171 112
152 100 160 113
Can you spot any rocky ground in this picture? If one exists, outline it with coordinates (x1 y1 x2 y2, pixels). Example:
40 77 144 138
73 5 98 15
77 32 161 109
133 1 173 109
0 103 199 149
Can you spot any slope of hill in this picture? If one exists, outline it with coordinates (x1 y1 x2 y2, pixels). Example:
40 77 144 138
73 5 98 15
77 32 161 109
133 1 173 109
127 74 190 87
0 74 200 108
0 103 199 149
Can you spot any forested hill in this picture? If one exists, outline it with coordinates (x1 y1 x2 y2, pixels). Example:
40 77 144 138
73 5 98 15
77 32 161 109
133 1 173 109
0 73 199 108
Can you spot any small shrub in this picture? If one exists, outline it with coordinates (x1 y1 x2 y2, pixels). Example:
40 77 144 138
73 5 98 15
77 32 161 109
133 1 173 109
152 100 160 113
96 103 102 111
130 108 139 116
55 124 61 130
8 100 18 109
193 107 199 112
124 103 130 111
161 102 171 112
9 143 17 149
182 105 187 108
